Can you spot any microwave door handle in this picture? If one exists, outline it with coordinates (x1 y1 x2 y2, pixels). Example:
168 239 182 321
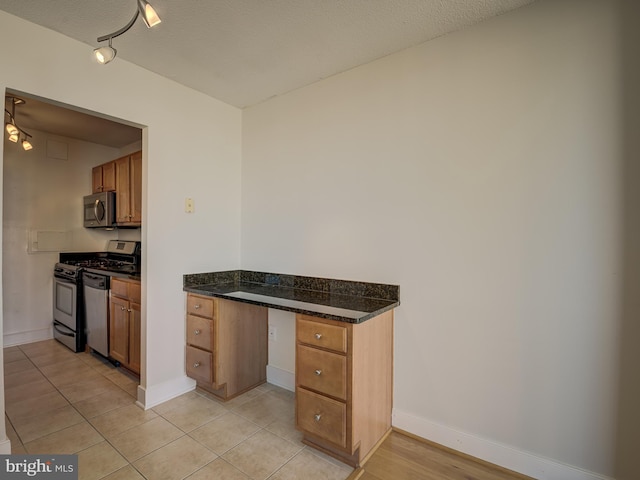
94 199 105 223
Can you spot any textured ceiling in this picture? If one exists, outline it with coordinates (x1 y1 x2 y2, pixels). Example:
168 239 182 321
0 0 535 109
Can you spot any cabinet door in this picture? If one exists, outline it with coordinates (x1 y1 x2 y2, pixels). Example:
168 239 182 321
92 166 103 193
115 156 131 223
110 295 129 365
102 161 116 192
129 151 142 223
129 302 141 374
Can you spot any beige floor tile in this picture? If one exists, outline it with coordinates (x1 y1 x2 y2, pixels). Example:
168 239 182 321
24 421 103 454
222 429 303 480
269 448 353 480
186 458 250 480
265 418 304 445
133 435 217 480
105 370 138 389
11 444 27 454
4 358 36 375
77 441 129 480
96 465 145 480
5 378 57 405
90 403 158 439
11 404 85 444
5 415 22 446
189 412 260 455
73 386 136 418
158 393 228 432
29 349 78 368
209 386 263 409
45 363 102 388
230 389 294 427
5 390 70 421
109 416 184 462
152 390 202 415
18 340 66 357
4 368 45 389
58 375 120 403
4 349 28 363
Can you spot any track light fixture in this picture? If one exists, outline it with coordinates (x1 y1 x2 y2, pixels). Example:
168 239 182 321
93 0 161 65
4 96 34 151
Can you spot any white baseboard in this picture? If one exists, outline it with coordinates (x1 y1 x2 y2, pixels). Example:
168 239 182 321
267 365 295 392
3 327 53 347
137 375 196 409
392 409 614 480
0 438 11 454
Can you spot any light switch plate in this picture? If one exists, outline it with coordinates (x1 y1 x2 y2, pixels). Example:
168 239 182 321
185 198 194 213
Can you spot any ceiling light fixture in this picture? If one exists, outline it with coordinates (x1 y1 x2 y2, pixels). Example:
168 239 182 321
4 96 34 151
93 0 161 65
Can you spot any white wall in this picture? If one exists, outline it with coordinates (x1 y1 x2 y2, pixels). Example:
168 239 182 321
0 6 242 430
242 1 629 478
2 130 124 345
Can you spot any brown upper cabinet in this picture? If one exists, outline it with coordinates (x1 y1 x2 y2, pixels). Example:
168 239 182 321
115 151 142 226
91 161 116 193
91 150 142 226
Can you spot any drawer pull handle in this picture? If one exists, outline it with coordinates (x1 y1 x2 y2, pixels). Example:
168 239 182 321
193 362 200 368
194 304 201 310
314 333 322 340
314 414 322 422
194 329 201 335
314 369 322 376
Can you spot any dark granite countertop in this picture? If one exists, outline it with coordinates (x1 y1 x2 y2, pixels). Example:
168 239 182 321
183 270 399 323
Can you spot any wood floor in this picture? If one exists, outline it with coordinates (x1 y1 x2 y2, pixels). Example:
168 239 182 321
348 431 533 480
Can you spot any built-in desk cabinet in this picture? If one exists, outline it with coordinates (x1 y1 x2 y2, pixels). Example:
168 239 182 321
109 278 141 375
295 311 394 467
185 293 268 400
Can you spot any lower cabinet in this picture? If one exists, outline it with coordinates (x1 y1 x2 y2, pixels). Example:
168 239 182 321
185 293 268 400
295 311 394 467
109 278 141 375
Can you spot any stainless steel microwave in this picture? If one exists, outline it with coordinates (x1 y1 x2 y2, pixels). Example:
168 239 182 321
83 192 116 228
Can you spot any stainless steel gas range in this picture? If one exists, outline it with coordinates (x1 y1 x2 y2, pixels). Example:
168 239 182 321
53 240 141 354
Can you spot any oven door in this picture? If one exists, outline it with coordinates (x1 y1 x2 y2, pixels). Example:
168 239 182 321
53 276 77 330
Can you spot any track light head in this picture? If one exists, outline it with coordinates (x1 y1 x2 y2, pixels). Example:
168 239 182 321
22 138 33 151
94 45 117 64
8 133 19 143
94 0 161 65
138 0 161 27
5 122 19 136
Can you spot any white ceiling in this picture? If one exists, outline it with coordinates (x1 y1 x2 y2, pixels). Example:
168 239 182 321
1 0 535 147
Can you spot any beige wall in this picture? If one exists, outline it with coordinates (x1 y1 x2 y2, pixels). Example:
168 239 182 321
0 6 243 445
242 1 632 478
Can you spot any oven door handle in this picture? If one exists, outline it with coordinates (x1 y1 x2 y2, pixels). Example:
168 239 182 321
53 322 75 337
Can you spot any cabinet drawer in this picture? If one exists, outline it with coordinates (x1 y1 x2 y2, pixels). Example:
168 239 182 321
187 294 214 318
297 345 346 400
186 346 213 384
129 282 141 304
297 317 347 353
187 315 213 351
297 387 346 448
110 278 129 299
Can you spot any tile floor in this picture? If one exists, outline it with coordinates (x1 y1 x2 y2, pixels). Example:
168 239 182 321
4 339 354 480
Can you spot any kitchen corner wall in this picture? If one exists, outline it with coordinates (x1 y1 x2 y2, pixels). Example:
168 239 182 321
0 5 243 441
241 1 635 479
2 129 122 346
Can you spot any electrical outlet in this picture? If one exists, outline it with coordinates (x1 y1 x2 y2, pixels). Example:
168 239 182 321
268 325 277 341
185 197 195 213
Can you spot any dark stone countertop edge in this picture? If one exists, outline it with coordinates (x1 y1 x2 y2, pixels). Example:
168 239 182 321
183 270 400 324
183 284 399 324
